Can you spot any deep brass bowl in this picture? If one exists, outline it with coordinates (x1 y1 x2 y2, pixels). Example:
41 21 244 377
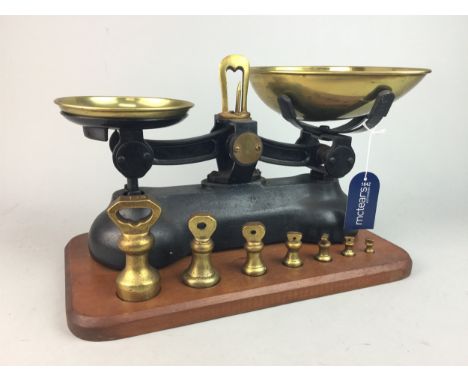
250 66 431 121
54 96 194 119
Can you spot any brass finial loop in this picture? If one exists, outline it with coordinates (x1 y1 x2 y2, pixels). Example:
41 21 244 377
218 54 251 120
107 194 161 235
188 214 217 242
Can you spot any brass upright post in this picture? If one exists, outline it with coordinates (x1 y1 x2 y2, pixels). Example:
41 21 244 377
107 194 162 302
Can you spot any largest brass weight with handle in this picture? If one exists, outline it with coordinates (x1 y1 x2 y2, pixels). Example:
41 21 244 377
107 194 162 302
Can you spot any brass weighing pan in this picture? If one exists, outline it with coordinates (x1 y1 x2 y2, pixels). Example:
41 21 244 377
250 66 431 121
54 96 194 130
55 96 194 119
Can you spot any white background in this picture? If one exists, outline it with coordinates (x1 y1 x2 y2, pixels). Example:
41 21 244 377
1 16 467 365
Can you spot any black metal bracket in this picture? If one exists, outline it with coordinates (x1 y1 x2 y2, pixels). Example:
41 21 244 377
269 90 394 178
108 116 263 186
278 89 395 137
258 131 355 178
207 116 261 184
260 137 319 167
60 111 187 142
115 126 233 166
109 128 153 194
108 118 355 187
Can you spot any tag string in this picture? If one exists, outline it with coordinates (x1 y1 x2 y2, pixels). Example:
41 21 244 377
362 123 386 181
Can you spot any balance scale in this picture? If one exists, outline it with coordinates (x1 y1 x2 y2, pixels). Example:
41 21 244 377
56 54 430 341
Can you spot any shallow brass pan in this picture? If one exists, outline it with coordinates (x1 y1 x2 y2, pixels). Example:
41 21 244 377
250 66 431 121
54 96 194 120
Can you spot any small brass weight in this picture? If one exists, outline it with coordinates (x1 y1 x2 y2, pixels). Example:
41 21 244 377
341 235 356 257
315 233 333 262
107 194 162 302
365 238 375 254
242 222 267 276
282 231 303 268
182 213 220 288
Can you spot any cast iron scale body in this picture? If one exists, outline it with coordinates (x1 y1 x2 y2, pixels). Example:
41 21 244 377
62 90 393 270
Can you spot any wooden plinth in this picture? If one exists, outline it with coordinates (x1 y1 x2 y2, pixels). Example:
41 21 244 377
65 231 411 341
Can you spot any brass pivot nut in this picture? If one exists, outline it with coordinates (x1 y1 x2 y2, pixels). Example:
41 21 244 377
365 238 375 254
341 235 356 257
182 213 220 288
242 222 267 276
282 231 303 268
107 194 162 302
231 132 263 165
315 233 332 262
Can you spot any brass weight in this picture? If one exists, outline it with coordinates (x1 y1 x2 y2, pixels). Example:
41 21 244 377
182 213 220 288
315 233 333 262
282 231 303 268
365 238 375 254
107 194 162 302
242 222 267 276
341 235 356 257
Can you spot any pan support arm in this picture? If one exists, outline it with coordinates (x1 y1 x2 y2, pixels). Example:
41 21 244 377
107 110 364 193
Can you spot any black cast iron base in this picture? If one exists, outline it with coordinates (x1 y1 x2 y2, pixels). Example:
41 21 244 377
89 173 351 269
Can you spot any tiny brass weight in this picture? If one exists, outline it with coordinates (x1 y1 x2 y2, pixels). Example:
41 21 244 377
341 235 356 257
107 194 162 302
282 231 303 268
242 222 267 276
182 213 220 288
315 233 333 262
365 238 375 254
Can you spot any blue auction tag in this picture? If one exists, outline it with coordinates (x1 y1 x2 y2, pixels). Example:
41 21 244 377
344 171 380 231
